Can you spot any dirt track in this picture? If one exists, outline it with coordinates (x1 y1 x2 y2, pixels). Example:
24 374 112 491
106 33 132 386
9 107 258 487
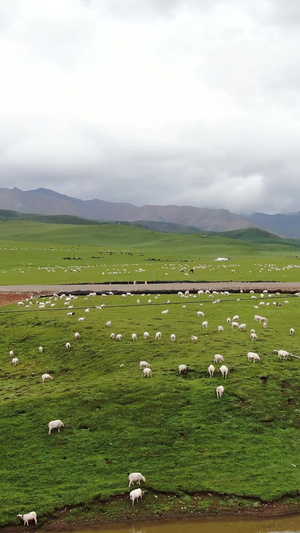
0 281 300 307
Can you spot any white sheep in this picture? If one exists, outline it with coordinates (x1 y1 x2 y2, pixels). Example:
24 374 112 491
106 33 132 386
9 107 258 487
106 321 112 327
197 311 205 317
161 309 169 314
42 373 53 383
231 321 239 329
128 472 146 487
155 331 162 340
67 312 75 316
130 488 145 506
65 342 71 350
218 325 224 332
202 320 208 328
110 333 116 340
143 367 152 377
17 512 37 526
250 332 259 341
274 349 290 360
116 334 123 341
214 353 224 364
12 357 19 366
178 364 188 374
38 346 44 354
9 350 14 357
239 323 247 331
131 333 138 341
226 317 231 324
140 361 151 370
191 335 198 341
232 314 239 321
216 385 224 398
143 331 150 340
74 332 80 340
208 364 215 377
290 328 295 335
170 333 177 342
247 351 261 363
78 317 85 322
48 420 64 434
219 365 228 378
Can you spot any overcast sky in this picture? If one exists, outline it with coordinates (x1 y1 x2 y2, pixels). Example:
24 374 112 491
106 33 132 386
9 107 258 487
0 0 299 214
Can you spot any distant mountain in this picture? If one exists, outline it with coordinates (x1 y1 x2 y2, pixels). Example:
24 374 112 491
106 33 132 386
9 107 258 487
248 212 300 239
0 187 255 233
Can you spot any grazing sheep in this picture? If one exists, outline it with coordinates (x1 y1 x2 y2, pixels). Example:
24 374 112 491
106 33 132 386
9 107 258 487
42 373 53 383
231 321 239 329
197 311 205 317
219 365 228 378
250 332 259 341
247 351 261 363
218 325 224 332
216 385 225 398
65 342 71 350
116 334 123 341
74 332 80 340
208 364 215 377
67 312 75 316
191 335 198 341
106 321 112 327
17 512 37 526
263 321 268 329
143 331 150 340
214 353 224 364
202 321 208 328
9 350 14 357
131 333 138 341
110 333 116 340
48 420 64 434
161 309 169 314
78 317 85 322
143 367 152 377
140 361 151 370
130 488 145 506
274 349 290 360
38 346 44 354
232 315 239 321
290 328 295 335
170 333 177 342
12 357 19 366
155 331 162 340
128 472 146 487
226 317 231 324
239 323 247 331
178 364 188 374
250 328 256 335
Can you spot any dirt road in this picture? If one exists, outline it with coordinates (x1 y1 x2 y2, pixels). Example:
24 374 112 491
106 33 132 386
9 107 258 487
0 281 300 307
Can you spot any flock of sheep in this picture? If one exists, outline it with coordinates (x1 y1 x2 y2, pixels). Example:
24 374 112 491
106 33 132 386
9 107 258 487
12 287 298 523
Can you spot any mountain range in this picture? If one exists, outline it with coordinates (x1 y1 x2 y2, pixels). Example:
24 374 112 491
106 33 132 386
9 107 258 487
0 187 299 238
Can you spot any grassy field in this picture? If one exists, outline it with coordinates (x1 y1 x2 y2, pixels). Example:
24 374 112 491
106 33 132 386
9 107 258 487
0 220 300 284
1 290 300 525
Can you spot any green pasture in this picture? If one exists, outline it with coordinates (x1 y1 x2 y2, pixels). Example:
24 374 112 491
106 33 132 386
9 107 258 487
0 221 300 284
1 290 300 525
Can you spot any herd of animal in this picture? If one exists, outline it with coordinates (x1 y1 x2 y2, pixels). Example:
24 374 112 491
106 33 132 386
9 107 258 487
12 288 297 524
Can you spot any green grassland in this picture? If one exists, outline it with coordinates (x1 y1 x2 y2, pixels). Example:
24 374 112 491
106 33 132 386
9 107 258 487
0 220 300 284
1 291 300 525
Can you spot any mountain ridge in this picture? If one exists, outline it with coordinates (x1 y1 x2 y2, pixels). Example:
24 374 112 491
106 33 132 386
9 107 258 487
0 187 299 236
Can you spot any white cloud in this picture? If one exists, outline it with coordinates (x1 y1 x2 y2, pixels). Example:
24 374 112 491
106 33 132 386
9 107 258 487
0 0 299 214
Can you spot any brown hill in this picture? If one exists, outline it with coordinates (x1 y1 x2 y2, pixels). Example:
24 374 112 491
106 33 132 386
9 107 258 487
0 187 255 232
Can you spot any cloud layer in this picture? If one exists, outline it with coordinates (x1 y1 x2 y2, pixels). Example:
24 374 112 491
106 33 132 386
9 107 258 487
0 0 299 214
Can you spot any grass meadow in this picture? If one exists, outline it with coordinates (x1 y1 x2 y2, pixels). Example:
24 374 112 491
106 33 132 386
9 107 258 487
1 220 300 525
0 221 300 284
1 290 300 525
